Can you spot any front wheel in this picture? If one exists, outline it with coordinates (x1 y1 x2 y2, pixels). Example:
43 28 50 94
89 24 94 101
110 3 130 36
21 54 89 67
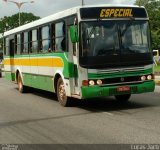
17 73 27 93
57 77 71 107
115 94 131 102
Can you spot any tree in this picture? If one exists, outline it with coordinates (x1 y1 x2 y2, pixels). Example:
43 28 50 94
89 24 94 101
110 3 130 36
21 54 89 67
135 0 160 49
0 12 40 50
0 12 40 33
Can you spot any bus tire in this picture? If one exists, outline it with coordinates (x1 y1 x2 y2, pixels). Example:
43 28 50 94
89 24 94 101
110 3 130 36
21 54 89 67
115 94 131 102
17 73 26 93
57 77 70 107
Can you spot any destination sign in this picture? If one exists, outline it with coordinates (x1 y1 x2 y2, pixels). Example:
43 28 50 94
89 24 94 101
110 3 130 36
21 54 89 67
100 9 133 17
80 7 147 19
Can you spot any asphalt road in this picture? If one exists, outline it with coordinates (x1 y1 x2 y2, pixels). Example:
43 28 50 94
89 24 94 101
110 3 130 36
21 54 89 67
0 78 160 144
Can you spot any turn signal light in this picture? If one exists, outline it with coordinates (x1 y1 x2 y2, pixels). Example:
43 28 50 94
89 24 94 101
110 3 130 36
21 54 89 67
82 80 88 86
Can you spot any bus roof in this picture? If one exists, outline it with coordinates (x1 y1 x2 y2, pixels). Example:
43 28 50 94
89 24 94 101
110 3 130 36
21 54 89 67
4 4 145 37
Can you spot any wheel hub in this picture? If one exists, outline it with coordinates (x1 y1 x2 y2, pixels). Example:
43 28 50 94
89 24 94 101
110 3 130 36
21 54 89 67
59 83 66 101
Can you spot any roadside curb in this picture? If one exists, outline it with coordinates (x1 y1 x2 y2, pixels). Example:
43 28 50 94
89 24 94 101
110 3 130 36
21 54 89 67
155 75 160 86
155 81 160 86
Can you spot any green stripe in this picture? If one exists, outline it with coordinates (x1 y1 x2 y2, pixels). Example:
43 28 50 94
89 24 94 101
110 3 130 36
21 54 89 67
23 73 54 92
88 68 153 79
4 52 68 58
23 72 52 78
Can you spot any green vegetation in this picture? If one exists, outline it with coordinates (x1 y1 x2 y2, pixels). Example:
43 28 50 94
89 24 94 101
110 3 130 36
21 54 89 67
154 64 160 72
135 0 160 49
0 12 40 47
0 12 40 33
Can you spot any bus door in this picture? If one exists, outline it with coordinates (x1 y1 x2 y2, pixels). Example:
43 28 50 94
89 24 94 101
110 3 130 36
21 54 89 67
8 37 15 81
68 26 80 95
29 29 39 89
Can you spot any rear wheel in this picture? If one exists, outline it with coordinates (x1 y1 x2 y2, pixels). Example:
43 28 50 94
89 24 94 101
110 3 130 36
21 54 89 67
57 77 71 107
17 73 26 93
115 94 131 102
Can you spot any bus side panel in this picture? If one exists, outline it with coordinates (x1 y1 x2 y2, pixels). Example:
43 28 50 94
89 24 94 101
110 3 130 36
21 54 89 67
23 73 32 87
30 55 39 89
4 57 15 81
36 75 54 92
37 54 54 92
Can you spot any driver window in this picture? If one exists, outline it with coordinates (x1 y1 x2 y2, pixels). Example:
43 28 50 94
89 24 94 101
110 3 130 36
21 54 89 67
93 24 119 56
81 22 119 57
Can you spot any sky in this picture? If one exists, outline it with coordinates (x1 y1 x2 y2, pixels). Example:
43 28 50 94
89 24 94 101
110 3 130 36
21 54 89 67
0 0 136 19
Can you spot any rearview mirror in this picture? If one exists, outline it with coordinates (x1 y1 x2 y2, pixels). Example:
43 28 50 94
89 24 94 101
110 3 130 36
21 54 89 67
70 25 79 43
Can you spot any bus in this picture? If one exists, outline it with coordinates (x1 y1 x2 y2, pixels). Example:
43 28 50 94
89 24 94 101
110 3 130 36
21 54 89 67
3 5 155 106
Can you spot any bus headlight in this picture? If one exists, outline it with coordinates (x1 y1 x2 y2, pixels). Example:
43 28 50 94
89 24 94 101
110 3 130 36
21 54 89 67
141 76 146 81
89 80 95 86
147 75 152 80
97 80 103 85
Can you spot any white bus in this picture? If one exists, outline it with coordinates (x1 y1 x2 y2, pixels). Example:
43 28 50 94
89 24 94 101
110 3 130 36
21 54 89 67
3 5 155 106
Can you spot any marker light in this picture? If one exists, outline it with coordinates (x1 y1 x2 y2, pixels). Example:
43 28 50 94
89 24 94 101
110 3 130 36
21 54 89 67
141 76 146 81
82 80 88 86
89 80 95 86
97 80 103 85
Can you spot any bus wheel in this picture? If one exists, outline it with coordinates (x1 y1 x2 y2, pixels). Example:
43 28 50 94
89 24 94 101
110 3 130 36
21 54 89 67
17 73 26 93
115 94 131 102
57 77 70 107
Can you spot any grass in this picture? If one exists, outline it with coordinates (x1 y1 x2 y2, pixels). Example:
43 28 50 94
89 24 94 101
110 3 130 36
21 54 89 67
154 64 160 73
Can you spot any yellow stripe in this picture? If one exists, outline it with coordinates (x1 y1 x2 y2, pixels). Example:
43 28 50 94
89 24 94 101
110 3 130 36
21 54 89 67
4 58 64 67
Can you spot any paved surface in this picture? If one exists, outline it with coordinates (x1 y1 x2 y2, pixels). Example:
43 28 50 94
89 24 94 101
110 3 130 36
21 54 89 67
155 75 160 85
0 78 160 144
155 85 160 93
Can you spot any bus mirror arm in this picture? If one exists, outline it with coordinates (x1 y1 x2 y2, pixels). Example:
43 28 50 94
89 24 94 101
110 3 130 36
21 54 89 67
70 25 79 43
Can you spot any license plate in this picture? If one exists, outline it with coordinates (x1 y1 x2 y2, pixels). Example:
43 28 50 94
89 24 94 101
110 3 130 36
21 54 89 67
117 86 130 92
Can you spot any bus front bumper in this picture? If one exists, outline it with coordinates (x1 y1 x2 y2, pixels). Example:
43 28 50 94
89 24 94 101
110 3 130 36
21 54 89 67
81 81 155 99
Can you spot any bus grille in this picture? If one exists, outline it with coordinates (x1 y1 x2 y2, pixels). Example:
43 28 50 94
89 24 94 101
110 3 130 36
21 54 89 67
103 76 140 85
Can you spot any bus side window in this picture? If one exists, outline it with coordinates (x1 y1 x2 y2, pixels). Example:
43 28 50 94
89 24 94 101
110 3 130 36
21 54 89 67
9 39 15 57
4 38 9 56
15 34 21 55
29 29 38 54
22 32 29 54
55 22 66 52
40 26 51 53
67 26 73 54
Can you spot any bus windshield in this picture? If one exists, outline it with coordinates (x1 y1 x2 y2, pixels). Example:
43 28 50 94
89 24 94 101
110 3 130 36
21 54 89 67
80 20 152 68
